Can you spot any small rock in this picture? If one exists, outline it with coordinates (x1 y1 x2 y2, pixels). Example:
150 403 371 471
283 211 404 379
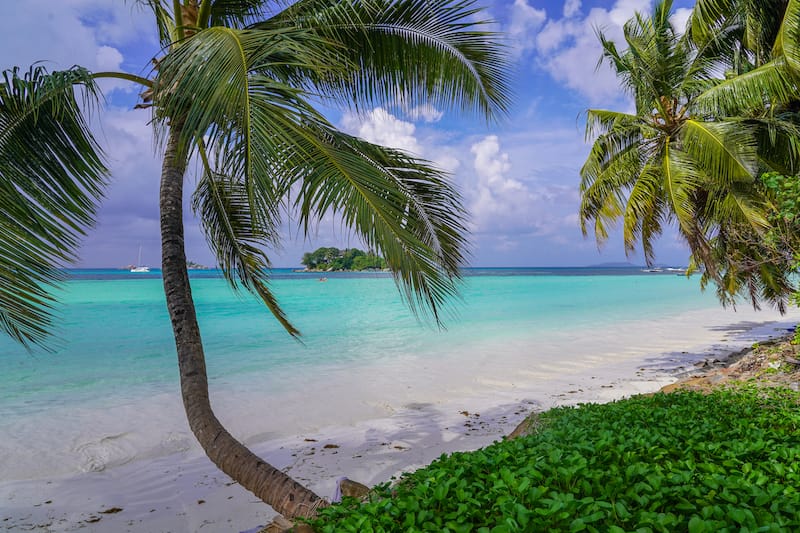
340 478 371 499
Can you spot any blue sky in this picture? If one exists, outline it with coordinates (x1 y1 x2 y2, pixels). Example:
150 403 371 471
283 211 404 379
1 0 696 268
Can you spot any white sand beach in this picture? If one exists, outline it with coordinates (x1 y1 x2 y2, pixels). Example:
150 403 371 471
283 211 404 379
2 305 798 532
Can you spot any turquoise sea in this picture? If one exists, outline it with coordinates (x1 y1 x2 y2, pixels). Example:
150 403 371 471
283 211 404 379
1 267 797 482
2 268 706 406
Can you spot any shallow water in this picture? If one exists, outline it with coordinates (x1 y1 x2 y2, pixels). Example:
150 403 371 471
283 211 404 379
1 268 796 481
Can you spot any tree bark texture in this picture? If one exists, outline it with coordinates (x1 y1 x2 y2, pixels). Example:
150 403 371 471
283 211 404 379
159 125 328 519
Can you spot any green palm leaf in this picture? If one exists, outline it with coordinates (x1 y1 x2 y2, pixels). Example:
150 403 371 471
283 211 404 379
285 125 468 322
661 141 699 234
754 115 800 173
154 25 342 154
258 0 511 120
191 159 299 337
692 0 788 67
623 164 665 262
580 140 641 244
681 119 758 183
584 109 641 138
0 65 107 348
694 57 798 115
207 0 266 28
773 0 800 71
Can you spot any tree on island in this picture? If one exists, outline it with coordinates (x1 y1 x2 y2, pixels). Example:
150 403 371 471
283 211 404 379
0 0 509 523
301 247 387 271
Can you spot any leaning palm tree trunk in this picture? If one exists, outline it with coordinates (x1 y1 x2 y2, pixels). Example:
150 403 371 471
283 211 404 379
159 125 326 519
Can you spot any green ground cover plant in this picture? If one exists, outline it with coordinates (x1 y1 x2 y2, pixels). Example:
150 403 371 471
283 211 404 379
312 387 800 532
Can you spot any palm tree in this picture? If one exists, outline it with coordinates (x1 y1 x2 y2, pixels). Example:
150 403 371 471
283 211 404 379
579 0 800 309
687 0 800 307
0 0 509 520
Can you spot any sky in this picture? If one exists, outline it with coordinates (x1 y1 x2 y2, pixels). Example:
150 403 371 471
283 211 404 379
0 0 697 268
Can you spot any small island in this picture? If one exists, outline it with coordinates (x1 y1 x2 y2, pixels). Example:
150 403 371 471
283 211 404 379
186 260 210 270
300 247 387 271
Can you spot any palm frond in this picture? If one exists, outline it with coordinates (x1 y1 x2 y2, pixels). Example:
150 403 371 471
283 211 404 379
710 187 769 228
623 164 665 262
661 141 700 234
208 0 268 29
680 119 758 184
579 140 642 243
753 114 800 174
258 0 511 121
773 0 800 71
154 25 342 158
692 0 787 67
284 124 469 323
191 155 299 337
584 109 641 139
0 65 107 348
694 224 796 312
694 57 798 115
689 0 735 46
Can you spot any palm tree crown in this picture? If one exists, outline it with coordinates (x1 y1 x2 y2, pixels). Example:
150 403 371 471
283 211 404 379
580 0 800 309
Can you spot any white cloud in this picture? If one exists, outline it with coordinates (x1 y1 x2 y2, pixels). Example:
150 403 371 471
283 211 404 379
406 104 444 123
671 7 692 35
535 18 577 53
524 0 652 105
76 107 166 266
563 0 582 18
341 107 463 175
472 135 513 185
342 107 422 155
95 46 123 71
94 45 134 94
337 114 589 260
465 134 583 251
0 0 155 97
508 0 547 56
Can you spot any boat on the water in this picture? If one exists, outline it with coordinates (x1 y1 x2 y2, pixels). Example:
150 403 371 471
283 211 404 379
130 246 150 273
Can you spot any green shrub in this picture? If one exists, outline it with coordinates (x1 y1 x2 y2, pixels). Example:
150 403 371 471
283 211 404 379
312 387 800 532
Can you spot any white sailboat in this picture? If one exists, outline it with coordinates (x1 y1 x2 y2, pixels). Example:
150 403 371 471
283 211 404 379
130 246 150 273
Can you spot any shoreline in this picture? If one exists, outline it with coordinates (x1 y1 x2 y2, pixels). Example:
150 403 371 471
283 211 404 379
2 314 798 532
